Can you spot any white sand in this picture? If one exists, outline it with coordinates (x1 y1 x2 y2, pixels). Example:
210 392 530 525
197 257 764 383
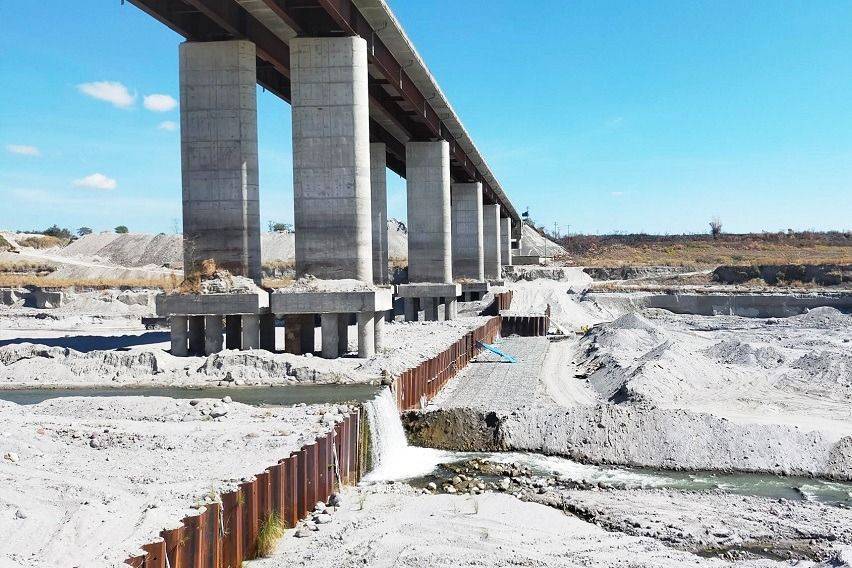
0 396 348 568
250 484 795 568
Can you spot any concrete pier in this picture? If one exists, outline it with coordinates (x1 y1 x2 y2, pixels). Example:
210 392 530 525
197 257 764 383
241 314 260 350
171 316 188 356
357 312 375 358
259 313 276 351
374 315 384 351
204 315 223 355
284 314 314 355
179 40 261 281
483 204 501 280
225 315 241 349
405 140 452 283
451 182 485 281
321 313 340 359
291 36 372 282
371 143 389 285
337 313 350 355
500 217 512 267
188 316 204 355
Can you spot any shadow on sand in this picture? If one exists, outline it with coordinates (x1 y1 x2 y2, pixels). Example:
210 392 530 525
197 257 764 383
0 331 169 353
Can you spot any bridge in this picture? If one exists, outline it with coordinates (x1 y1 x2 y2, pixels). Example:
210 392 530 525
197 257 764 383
132 0 521 359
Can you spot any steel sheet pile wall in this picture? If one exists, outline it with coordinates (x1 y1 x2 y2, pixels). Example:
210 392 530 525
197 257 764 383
125 315 503 566
500 305 550 337
394 316 501 410
480 290 513 316
125 411 361 567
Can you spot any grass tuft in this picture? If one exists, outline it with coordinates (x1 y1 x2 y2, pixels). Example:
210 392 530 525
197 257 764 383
254 511 285 558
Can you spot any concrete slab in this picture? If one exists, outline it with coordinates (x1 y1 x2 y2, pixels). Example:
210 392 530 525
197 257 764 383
270 288 392 314
155 291 270 316
395 283 461 299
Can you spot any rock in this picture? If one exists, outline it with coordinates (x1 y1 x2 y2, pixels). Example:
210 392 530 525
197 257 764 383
189 399 200 406
304 520 318 531
221 396 232 404
294 528 311 538
4 452 19 463
445 485 457 494
313 513 332 524
499 478 511 491
452 476 462 486
15 509 26 519
426 482 437 492
89 438 101 448
314 501 327 513
328 493 342 507
209 407 229 418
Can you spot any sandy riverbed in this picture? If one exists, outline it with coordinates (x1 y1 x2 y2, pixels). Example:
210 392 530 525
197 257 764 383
0 395 350 567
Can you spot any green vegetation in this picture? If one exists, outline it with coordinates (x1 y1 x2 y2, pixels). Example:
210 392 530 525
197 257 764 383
77 227 93 236
17 235 63 249
254 512 285 558
114 225 129 234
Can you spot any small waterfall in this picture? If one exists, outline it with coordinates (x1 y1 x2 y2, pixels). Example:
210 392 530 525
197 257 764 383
365 388 409 470
363 387 451 481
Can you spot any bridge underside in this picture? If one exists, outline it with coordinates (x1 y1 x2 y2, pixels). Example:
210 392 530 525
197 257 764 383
128 0 519 222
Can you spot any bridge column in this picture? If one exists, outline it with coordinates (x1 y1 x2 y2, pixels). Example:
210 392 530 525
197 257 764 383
483 204 501 281
179 40 261 282
370 143 389 285
500 216 513 267
397 140 460 318
291 36 372 282
451 182 485 281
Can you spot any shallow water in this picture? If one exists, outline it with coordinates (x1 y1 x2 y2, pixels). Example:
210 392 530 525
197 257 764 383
363 388 852 505
0 385 381 407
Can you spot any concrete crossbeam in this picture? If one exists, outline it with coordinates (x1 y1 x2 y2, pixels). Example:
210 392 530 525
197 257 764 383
370 142 389 285
406 140 452 284
451 182 484 281
179 40 261 281
291 36 372 282
483 204 501 280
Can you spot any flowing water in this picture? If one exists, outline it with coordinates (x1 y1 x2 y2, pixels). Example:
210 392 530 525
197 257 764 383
363 387 852 505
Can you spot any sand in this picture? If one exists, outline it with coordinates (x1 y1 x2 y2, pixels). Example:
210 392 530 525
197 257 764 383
249 484 815 568
0 396 348 567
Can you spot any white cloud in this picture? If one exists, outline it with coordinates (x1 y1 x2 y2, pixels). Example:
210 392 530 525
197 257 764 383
77 81 135 108
6 144 40 156
157 120 178 131
144 94 177 112
73 173 117 190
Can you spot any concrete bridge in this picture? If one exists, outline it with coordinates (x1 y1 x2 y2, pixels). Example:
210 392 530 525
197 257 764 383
134 0 521 358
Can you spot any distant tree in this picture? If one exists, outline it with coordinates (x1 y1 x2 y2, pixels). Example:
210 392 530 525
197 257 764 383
114 225 129 234
271 222 292 233
42 225 72 240
77 227 93 236
709 217 722 239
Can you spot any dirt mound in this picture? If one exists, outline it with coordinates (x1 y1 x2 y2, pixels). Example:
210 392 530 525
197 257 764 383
519 224 566 257
704 338 785 368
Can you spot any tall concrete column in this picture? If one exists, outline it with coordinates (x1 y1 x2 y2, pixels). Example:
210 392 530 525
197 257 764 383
284 314 313 355
171 315 188 356
500 217 513 266
242 314 260 349
188 316 205 355
370 143 389 284
291 36 372 282
451 182 484 281
204 315 224 355
357 312 375 358
406 140 452 283
179 40 261 281
483 204 501 280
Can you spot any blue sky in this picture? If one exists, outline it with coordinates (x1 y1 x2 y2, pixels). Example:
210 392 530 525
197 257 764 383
1 1 851 235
